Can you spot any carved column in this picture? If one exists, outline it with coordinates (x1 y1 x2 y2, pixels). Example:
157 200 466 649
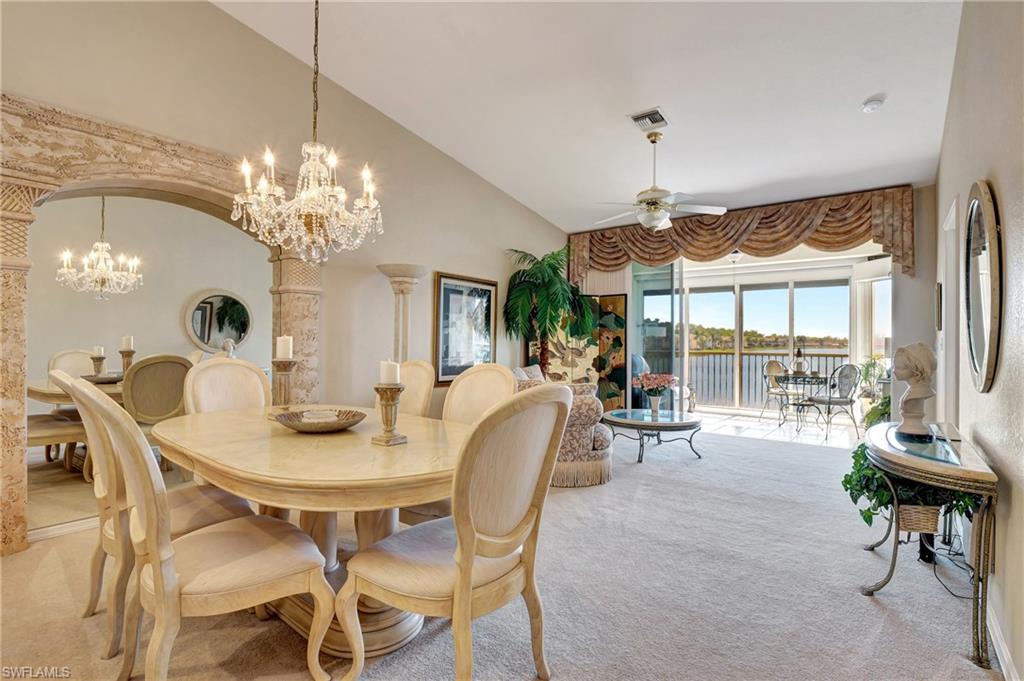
269 249 322 403
1 179 54 555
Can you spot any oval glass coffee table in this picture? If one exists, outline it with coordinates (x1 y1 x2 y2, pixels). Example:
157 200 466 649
603 409 702 463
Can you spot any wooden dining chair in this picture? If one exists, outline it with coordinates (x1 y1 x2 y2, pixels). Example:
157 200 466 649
183 357 271 414
400 363 517 526
122 354 191 449
72 378 335 681
337 383 572 681
52 371 254 661
185 349 205 366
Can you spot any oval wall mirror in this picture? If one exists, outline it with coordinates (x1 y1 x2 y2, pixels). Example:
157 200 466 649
963 180 1002 393
184 289 253 353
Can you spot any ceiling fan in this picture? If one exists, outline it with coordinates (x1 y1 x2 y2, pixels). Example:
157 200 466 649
595 131 727 230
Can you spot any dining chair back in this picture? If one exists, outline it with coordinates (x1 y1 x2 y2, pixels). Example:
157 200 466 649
50 370 123 514
75 378 335 681
183 357 271 414
48 349 96 377
442 363 516 425
54 372 134 658
123 355 192 425
336 383 572 681
831 363 862 400
453 382 571 542
763 359 786 391
375 360 434 416
185 350 206 366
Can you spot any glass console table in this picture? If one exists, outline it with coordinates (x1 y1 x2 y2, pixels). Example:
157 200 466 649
863 422 999 668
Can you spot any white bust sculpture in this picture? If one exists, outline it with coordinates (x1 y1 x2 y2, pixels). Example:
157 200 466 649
893 342 937 436
221 338 237 359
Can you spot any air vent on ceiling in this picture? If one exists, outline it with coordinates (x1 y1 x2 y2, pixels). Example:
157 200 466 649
629 108 667 132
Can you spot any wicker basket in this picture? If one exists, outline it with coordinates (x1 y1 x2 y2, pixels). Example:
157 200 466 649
898 505 941 534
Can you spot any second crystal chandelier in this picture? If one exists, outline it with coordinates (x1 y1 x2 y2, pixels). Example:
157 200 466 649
232 0 382 263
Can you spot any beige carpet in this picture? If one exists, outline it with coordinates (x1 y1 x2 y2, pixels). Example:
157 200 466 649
1 433 1003 680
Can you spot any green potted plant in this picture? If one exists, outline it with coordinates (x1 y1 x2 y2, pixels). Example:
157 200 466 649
842 443 978 534
503 247 595 376
858 354 887 418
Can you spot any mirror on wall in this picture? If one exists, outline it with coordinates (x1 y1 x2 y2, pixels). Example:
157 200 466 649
963 180 1002 393
26 196 272 532
185 289 253 352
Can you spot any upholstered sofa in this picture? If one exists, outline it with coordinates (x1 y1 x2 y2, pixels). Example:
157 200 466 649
517 379 613 487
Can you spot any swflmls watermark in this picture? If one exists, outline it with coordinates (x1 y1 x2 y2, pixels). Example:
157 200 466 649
0 667 72 679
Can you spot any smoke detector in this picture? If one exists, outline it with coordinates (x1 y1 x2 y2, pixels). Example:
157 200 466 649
629 108 668 132
861 94 886 114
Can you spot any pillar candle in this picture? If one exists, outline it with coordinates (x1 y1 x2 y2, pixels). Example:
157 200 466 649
276 335 293 360
93 345 104 357
121 335 134 351
380 360 400 385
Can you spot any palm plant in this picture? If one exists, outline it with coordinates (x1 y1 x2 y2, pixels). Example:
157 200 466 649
503 247 595 376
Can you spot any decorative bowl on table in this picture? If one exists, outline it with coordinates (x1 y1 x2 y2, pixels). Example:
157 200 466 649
83 373 124 384
274 408 366 434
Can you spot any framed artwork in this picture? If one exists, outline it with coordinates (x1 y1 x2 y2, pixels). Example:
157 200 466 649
433 272 498 384
192 300 214 345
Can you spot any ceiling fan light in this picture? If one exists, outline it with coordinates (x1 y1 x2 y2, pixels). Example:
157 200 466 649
639 208 670 230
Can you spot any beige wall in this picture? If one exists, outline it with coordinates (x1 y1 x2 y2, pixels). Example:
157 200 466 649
26 197 272 408
891 185 938 408
1 1 565 407
936 1 1024 671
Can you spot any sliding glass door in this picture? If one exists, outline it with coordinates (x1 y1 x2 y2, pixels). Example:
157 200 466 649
686 287 735 407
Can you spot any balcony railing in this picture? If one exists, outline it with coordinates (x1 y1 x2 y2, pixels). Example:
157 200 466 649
642 349 851 409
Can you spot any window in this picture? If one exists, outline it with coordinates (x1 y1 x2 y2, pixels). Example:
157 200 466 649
794 281 850 355
739 285 788 406
871 278 892 357
687 288 735 407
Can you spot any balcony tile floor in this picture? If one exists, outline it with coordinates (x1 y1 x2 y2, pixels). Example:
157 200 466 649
695 410 861 450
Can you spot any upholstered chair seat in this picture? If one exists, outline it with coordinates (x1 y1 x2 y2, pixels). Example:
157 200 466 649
808 394 855 406
101 484 255 542
140 515 325 598
347 517 522 599
517 379 612 487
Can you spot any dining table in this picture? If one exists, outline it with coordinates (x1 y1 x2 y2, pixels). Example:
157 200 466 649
27 377 123 406
151 404 472 658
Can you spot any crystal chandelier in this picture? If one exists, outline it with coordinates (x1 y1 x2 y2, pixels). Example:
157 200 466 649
56 196 143 301
232 0 382 263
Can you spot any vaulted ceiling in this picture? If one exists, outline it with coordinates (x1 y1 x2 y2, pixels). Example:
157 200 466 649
218 2 962 233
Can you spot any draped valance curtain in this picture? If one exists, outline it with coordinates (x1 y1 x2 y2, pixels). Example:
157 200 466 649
568 185 914 284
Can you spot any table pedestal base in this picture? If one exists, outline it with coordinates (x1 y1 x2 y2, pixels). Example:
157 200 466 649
266 508 423 658
269 574 423 658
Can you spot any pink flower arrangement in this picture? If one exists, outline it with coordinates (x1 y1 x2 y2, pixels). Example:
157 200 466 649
632 372 678 396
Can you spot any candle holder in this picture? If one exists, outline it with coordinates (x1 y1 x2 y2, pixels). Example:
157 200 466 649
120 349 136 374
90 355 106 376
272 358 298 406
372 383 407 446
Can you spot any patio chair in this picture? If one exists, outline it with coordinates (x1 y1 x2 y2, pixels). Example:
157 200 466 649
809 363 862 438
758 360 792 423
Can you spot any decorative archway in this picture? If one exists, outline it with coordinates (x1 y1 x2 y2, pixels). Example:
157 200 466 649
1 94 322 554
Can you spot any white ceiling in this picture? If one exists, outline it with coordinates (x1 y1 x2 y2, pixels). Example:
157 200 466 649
218 2 962 233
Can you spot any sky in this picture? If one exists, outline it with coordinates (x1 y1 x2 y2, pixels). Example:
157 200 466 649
645 284 850 339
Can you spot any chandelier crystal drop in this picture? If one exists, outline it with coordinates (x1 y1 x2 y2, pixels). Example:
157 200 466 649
56 196 143 301
232 0 382 263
